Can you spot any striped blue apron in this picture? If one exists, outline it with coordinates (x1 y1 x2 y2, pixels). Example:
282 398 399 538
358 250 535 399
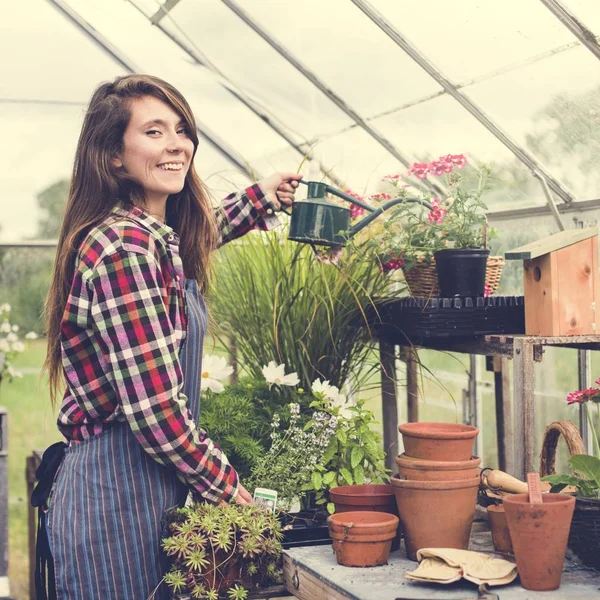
47 279 208 600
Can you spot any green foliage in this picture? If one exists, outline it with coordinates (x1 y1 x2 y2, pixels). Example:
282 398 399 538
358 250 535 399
301 396 388 512
162 503 282 599
209 229 393 391
199 379 314 481
36 178 69 239
542 454 600 498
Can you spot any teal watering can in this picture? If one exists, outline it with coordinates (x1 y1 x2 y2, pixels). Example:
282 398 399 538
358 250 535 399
283 180 433 247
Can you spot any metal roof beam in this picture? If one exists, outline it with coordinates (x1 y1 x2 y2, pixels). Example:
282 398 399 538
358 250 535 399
540 0 600 62
45 0 257 179
150 0 183 26
350 0 576 206
219 0 446 197
126 0 346 188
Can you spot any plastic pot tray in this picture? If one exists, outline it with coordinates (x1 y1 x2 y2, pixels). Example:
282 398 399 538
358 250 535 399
280 510 331 549
366 295 525 344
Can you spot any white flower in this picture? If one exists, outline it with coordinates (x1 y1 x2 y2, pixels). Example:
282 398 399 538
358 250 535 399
6 333 18 343
25 331 39 340
261 361 299 388
7 366 22 379
11 341 25 353
200 355 233 393
311 379 346 404
0 339 9 352
0 322 10 333
11 325 19 333
0 304 11 313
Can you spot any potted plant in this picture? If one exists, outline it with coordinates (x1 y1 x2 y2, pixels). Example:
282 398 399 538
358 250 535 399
349 154 503 298
161 503 283 599
541 385 600 570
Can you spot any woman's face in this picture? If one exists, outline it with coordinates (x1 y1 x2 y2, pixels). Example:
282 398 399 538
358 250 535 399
115 95 195 208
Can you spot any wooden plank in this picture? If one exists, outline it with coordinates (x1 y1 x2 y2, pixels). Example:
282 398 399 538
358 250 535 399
555 237 597 335
492 356 512 473
379 342 398 475
513 338 535 481
505 226 597 259
283 553 351 600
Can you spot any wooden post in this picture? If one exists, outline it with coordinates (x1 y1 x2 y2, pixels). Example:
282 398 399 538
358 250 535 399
513 338 535 480
379 341 398 474
491 356 513 473
406 348 419 423
227 336 238 384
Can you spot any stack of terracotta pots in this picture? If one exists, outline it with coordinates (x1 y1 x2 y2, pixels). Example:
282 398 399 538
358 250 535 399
392 422 480 561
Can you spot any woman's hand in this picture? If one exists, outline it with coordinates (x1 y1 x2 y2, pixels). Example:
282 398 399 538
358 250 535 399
257 172 303 211
218 483 254 506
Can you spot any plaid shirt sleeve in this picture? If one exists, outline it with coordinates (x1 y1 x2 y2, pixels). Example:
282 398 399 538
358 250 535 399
87 247 239 503
217 183 281 245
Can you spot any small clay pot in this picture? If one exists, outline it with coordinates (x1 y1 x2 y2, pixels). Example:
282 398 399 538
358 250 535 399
504 493 575 591
391 475 479 561
327 511 399 568
398 422 478 461
487 504 512 554
395 453 481 481
329 484 401 550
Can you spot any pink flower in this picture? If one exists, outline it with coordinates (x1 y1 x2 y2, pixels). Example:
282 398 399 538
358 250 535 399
484 284 491 297
427 198 446 224
381 174 401 182
315 246 344 266
450 154 467 169
344 190 367 219
369 193 392 201
380 256 405 272
408 162 429 180
567 387 600 405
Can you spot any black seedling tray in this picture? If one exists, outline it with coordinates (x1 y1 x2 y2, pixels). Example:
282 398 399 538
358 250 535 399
366 296 525 345
279 510 331 549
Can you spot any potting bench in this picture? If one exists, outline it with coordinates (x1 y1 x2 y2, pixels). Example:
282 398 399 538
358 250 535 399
281 524 600 599
377 333 600 482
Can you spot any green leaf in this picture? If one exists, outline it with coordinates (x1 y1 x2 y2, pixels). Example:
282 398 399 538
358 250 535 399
353 464 365 484
351 446 365 469
327 502 336 515
568 454 600 488
322 471 336 485
315 497 327 505
340 468 353 485
311 471 323 490
321 439 338 465
336 429 348 445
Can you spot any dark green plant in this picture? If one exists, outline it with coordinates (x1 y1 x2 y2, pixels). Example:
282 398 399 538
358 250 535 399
209 229 394 392
161 503 283 599
199 379 314 480
542 454 600 499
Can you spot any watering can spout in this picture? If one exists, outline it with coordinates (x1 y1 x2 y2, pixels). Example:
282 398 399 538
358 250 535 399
287 180 433 247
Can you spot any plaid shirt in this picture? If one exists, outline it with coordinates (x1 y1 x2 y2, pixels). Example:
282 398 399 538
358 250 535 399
57 185 279 503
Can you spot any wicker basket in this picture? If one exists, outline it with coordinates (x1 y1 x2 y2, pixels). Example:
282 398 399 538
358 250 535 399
402 255 504 298
540 419 600 570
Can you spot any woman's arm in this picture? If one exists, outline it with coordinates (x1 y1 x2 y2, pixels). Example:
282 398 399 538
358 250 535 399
87 247 239 503
217 172 302 245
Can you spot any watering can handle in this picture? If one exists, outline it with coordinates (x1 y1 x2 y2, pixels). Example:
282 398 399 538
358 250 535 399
275 179 309 216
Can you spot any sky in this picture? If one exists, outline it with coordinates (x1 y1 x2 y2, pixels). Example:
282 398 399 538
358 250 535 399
1 0 600 241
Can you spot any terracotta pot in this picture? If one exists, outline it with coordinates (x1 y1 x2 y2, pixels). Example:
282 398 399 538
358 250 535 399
329 484 401 550
391 475 479 561
504 493 576 591
327 511 399 567
398 422 478 461
395 453 481 481
487 504 512 554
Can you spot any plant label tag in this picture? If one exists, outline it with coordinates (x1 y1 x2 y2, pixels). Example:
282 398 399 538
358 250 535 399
526 472 543 504
253 487 278 514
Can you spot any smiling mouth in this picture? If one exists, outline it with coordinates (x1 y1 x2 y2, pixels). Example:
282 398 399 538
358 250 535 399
157 162 184 171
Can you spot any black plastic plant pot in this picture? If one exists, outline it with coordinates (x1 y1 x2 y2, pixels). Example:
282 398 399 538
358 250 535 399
434 248 490 298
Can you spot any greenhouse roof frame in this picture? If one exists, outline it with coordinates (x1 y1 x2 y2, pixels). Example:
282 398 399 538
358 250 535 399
42 0 600 220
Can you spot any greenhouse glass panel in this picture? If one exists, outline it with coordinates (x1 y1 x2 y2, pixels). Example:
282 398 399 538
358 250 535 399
232 0 443 118
166 0 354 138
371 0 579 82
466 45 600 200
371 95 547 210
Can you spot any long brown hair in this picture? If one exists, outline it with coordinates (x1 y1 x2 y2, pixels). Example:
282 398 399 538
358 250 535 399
44 74 218 404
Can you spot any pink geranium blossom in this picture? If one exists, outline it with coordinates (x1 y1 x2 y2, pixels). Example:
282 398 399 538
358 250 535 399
344 190 367 219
